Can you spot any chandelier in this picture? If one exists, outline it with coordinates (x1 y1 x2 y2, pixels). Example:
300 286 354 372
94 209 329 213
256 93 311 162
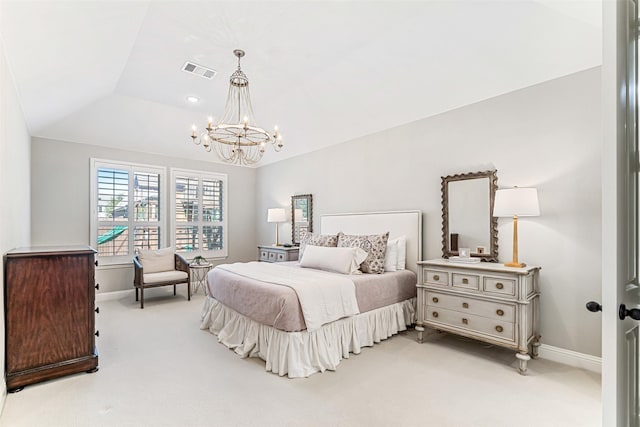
190 49 282 165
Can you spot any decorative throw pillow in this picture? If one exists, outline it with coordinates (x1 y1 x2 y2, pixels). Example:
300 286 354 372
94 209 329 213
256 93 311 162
298 231 338 260
137 247 174 273
300 245 368 274
337 232 389 274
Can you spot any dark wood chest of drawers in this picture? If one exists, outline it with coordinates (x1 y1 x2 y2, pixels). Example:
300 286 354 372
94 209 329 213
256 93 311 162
3 246 99 391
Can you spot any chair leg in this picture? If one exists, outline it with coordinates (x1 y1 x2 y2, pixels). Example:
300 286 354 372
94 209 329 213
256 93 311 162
135 288 139 302
140 287 144 309
188 281 191 301
173 284 176 296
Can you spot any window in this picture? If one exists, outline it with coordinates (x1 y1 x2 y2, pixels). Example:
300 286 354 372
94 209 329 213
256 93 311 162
171 168 228 258
91 159 165 263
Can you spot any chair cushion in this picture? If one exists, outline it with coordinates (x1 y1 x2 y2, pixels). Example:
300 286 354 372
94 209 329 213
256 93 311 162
138 247 174 273
143 271 188 285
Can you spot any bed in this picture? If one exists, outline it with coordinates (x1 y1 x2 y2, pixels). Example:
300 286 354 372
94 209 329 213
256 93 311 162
200 210 422 377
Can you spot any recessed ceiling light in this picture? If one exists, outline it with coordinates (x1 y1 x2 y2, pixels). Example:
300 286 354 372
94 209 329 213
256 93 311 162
186 96 199 103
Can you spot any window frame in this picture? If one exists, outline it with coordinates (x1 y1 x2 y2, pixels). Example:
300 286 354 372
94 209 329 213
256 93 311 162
170 168 228 260
90 158 167 265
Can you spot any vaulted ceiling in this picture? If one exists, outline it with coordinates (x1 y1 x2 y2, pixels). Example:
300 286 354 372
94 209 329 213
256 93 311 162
0 1 602 166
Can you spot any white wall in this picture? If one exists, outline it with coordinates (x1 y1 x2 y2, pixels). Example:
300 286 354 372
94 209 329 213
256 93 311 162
0 36 31 406
30 138 258 293
255 68 602 357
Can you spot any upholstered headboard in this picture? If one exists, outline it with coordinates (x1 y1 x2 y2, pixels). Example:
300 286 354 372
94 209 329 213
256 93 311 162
320 210 422 274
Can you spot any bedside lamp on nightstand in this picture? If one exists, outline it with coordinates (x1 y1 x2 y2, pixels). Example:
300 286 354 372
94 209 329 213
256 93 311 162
493 187 540 268
267 208 286 246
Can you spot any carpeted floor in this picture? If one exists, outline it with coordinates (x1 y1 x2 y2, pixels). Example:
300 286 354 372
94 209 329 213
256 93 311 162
0 288 601 427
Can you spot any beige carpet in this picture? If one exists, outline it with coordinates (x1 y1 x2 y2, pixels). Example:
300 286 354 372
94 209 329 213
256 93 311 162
0 289 601 427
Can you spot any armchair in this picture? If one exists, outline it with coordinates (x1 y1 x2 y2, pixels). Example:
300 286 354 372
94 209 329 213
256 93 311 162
133 247 190 309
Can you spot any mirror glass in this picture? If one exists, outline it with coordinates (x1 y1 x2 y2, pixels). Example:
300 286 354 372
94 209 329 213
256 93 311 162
442 170 498 261
291 194 313 245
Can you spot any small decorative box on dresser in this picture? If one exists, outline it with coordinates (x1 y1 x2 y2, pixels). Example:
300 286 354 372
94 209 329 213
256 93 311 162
257 245 299 263
3 246 99 391
416 259 541 374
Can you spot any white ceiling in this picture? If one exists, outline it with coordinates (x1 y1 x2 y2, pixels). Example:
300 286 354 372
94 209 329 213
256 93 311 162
0 0 602 167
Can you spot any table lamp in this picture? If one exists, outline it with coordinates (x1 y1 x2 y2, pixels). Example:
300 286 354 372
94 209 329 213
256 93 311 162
267 208 286 246
493 187 540 268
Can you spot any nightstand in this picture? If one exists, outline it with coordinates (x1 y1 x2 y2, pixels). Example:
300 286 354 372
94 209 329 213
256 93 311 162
257 245 299 263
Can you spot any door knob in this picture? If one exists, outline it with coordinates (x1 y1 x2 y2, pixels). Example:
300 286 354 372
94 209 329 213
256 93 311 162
619 304 640 321
586 301 602 312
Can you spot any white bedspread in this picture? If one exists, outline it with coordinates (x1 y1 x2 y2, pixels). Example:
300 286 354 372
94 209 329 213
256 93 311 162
216 262 360 331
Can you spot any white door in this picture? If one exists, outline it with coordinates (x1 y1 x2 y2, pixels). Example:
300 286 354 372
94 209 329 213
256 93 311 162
602 0 640 425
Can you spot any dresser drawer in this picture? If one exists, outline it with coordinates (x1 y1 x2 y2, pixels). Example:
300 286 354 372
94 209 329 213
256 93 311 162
276 252 286 262
452 272 480 291
259 250 270 262
426 307 515 342
424 269 449 286
426 291 515 322
483 276 516 296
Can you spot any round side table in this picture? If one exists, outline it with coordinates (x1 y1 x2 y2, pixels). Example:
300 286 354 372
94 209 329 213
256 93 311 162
189 262 212 296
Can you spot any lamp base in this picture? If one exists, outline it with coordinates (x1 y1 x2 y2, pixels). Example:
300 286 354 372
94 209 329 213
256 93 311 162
504 261 526 268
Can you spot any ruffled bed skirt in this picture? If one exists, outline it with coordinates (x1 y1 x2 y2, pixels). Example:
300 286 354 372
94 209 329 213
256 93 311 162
200 296 416 378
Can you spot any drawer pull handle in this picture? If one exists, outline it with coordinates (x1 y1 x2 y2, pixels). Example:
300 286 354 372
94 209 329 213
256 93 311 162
433 311 439 318
95 283 100 290
462 302 469 309
495 325 503 333
433 274 440 281
95 307 99 314
462 318 468 325
496 282 504 290
95 330 100 337
496 309 504 316
462 278 469 284
432 297 439 303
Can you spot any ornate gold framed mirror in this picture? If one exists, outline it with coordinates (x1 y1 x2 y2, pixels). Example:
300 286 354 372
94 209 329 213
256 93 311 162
441 170 498 262
291 194 313 245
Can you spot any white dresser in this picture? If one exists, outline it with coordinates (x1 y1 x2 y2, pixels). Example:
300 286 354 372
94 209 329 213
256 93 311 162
416 259 541 374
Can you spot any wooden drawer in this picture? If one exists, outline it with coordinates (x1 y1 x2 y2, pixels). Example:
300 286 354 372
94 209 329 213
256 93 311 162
259 250 270 262
424 269 449 286
426 291 515 322
452 272 479 291
483 276 516 296
268 251 277 261
276 252 286 262
426 306 515 342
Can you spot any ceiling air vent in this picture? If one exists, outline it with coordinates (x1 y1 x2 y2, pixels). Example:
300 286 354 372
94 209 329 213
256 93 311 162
182 61 217 79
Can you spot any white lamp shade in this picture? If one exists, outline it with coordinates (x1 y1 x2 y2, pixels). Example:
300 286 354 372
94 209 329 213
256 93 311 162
493 187 540 217
267 208 286 223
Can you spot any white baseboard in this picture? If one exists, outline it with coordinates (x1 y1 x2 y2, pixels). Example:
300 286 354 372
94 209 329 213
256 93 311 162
96 289 135 302
0 378 6 418
538 344 601 373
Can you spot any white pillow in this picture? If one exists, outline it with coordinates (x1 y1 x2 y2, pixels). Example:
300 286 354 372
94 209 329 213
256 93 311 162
394 236 407 270
384 239 399 272
299 245 368 275
137 247 175 273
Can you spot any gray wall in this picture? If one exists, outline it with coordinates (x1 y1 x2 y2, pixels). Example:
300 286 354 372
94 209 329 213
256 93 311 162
31 138 258 293
0 38 31 403
255 68 602 357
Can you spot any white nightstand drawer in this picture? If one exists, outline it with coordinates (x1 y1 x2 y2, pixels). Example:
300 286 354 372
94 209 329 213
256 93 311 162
259 250 270 262
452 272 480 290
426 291 515 322
483 276 516 296
427 307 515 342
424 269 449 286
